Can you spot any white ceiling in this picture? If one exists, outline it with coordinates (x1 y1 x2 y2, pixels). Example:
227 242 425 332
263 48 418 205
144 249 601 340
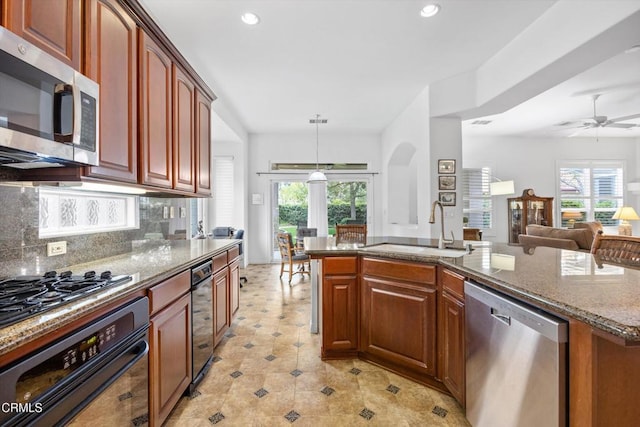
138 0 640 138
464 48 640 138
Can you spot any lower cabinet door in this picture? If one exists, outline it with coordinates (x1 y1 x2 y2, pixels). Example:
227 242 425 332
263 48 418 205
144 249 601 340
442 292 465 407
361 276 437 377
213 268 229 346
322 274 358 357
149 293 192 426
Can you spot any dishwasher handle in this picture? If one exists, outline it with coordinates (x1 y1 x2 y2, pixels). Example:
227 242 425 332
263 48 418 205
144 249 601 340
490 308 511 326
465 281 568 343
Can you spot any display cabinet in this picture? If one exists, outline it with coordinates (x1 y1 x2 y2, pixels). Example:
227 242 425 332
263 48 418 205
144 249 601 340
508 188 553 244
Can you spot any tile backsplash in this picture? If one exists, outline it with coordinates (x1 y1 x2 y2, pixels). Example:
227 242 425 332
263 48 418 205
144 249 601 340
0 185 188 277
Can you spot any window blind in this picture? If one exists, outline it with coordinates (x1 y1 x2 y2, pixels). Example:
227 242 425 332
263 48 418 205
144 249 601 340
559 161 623 227
214 156 234 226
462 167 492 229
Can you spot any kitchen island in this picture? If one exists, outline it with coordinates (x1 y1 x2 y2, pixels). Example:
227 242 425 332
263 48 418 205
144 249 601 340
305 236 640 427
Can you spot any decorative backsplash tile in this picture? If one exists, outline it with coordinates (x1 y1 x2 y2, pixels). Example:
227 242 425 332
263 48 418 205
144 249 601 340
0 184 188 277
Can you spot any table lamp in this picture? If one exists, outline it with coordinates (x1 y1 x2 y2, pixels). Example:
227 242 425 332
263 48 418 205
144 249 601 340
562 211 582 228
612 206 640 236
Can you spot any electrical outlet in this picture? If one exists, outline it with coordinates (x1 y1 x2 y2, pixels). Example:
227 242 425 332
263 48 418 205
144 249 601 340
47 241 67 256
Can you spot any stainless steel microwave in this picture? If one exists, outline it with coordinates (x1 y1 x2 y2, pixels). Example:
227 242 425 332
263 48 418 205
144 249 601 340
0 26 99 169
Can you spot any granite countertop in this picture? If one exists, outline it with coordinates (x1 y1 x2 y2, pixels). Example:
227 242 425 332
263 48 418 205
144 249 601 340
0 239 239 357
305 236 640 342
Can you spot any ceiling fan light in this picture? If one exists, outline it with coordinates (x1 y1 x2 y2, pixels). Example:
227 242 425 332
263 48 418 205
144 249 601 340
420 4 440 18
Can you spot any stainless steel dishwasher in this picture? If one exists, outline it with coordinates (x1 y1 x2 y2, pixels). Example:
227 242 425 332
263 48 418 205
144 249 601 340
465 281 568 427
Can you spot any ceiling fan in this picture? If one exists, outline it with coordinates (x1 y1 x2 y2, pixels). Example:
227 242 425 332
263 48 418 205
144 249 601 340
574 94 640 129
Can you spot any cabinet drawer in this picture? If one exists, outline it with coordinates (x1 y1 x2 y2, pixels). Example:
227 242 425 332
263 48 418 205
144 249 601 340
324 257 357 275
227 245 240 262
441 268 465 301
362 257 435 284
148 270 190 315
212 251 228 273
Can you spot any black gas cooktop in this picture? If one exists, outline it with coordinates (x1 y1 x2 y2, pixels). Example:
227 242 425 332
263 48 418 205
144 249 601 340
0 270 132 327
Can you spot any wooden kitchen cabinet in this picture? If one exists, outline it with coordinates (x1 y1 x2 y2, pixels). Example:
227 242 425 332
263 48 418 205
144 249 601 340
213 266 229 346
3 0 81 70
172 64 196 193
228 246 241 322
361 257 438 380
139 30 173 189
84 0 138 182
149 292 192 427
195 89 212 196
439 268 466 407
570 319 640 427
321 257 359 358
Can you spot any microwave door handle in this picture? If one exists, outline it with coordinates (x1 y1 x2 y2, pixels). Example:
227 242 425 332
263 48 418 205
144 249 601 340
71 82 83 147
53 83 74 143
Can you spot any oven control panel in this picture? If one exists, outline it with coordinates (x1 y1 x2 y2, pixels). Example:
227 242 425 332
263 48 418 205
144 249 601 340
16 314 133 404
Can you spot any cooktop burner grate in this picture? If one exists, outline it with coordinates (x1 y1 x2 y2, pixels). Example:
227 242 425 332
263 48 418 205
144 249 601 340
0 270 132 327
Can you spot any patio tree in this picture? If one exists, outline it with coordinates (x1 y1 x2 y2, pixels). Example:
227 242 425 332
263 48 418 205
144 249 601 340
328 181 366 222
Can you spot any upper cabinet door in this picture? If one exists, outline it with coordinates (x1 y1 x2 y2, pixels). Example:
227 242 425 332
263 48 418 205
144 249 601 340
4 0 81 70
139 30 173 189
173 64 195 193
84 0 138 182
195 89 212 196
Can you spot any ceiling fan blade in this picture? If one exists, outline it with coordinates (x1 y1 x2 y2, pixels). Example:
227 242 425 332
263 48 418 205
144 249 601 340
609 113 640 123
606 123 638 129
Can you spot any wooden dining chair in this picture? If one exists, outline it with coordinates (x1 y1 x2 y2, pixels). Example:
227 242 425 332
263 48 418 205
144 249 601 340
335 224 367 244
590 230 640 268
276 232 311 284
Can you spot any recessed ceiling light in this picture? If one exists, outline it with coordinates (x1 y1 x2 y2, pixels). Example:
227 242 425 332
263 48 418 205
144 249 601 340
420 4 440 18
241 12 260 25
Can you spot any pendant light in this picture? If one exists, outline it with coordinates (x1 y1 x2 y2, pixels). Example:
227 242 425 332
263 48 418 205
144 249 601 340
307 114 327 183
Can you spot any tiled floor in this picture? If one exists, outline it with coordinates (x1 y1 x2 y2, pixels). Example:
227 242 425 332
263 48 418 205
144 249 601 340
165 264 469 426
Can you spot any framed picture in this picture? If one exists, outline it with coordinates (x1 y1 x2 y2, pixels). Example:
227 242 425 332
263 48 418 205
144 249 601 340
438 159 456 174
438 175 456 190
439 192 456 206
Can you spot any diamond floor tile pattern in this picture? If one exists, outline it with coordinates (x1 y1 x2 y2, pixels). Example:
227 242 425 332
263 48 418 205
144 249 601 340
164 264 470 426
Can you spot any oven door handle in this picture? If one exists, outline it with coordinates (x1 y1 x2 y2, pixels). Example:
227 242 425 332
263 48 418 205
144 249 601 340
32 334 149 427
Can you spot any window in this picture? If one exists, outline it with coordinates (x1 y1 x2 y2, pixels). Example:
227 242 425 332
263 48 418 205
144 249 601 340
558 161 624 227
213 156 234 226
462 167 493 230
39 188 139 238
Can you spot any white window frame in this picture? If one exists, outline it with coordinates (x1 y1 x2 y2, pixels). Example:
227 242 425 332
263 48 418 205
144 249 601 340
462 167 494 234
39 188 139 238
557 160 625 231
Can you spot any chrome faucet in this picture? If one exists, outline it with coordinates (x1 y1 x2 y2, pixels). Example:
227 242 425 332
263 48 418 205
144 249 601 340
429 200 455 249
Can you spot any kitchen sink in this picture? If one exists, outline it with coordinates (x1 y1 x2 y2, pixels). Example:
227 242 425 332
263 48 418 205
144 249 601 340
362 243 467 258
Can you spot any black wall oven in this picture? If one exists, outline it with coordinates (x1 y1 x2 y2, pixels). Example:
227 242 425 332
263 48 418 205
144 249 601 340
0 297 149 427
189 260 214 395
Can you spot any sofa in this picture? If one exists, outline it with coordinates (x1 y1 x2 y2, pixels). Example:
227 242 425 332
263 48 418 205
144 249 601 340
518 221 603 251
